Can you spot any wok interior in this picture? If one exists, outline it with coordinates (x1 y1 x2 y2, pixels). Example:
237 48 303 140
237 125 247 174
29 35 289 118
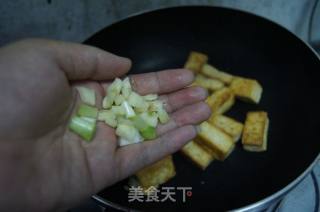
85 7 320 211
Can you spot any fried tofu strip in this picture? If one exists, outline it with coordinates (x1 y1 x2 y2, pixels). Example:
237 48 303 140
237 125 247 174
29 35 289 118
181 140 215 170
201 64 234 84
135 155 176 189
242 111 269 152
230 77 263 104
206 88 235 115
193 74 224 92
184 51 208 73
197 122 234 161
209 115 243 142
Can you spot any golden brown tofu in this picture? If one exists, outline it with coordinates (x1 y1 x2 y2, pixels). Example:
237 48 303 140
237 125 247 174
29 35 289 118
206 88 235 115
194 74 224 92
242 111 269 152
209 115 244 142
181 140 215 170
197 122 235 160
184 51 208 72
230 77 263 104
201 64 234 84
194 137 216 155
135 155 176 189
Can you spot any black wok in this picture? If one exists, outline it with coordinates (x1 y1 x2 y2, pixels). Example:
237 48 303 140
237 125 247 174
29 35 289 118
84 6 320 211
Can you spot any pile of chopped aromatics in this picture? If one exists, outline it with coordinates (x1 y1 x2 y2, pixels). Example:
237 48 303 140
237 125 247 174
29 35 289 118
69 77 170 146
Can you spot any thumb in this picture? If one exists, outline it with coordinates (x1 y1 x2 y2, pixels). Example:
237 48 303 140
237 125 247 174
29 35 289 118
43 39 131 80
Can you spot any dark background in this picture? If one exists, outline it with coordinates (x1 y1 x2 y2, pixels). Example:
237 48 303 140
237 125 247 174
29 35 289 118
0 0 319 46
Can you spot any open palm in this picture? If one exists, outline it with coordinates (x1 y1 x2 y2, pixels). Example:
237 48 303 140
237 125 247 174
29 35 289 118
0 39 210 212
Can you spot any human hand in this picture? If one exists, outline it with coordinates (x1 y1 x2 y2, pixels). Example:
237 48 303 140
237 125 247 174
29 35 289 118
0 39 211 211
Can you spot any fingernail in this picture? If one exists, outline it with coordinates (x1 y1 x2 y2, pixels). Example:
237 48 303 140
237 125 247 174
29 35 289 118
180 69 194 84
191 87 208 99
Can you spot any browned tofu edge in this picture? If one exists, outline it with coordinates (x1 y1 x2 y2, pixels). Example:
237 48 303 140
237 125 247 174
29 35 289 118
242 111 269 152
184 51 208 72
135 155 176 189
181 140 215 170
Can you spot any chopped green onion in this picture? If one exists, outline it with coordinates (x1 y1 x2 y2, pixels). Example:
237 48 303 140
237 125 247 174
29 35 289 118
121 77 132 99
114 94 125 105
111 106 125 116
130 115 157 139
117 116 133 126
107 78 122 98
134 101 149 113
81 117 96 124
158 109 170 124
69 116 96 141
77 104 98 118
149 100 163 112
128 91 147 108
118 137 131 146
104 79 121 109
116 124 142 142
105 117 117 128
140 112 158 127
140 126 156 140
122 101 136 118
76 87 96 106
130 115 149 131
118 136 142 146
98 110 117 127
102 96 113 109
71 77 170 146
143 94 158 101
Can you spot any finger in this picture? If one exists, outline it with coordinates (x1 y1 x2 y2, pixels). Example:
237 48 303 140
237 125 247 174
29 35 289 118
160 86 208 113
81 122 118 190
130 69 194 95
37 39 132 80
115 125 197 179
156 102 211 135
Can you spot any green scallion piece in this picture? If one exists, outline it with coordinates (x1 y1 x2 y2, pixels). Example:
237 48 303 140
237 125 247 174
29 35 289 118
77 104 98 118
140 126 157 140
69 116 96 141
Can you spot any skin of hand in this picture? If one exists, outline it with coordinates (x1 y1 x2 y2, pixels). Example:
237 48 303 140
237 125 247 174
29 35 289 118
0 39 211 212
